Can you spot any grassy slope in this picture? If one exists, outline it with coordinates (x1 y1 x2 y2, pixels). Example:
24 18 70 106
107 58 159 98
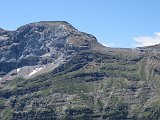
1 49 160 119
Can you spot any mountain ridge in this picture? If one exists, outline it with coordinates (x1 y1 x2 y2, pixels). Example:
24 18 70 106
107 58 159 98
0 21 100 81
0 21 160 120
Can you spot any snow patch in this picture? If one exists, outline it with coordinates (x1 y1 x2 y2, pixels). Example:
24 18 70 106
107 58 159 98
0 77 1 80
17 68 21 73
29 67 43 76
34 31 43 34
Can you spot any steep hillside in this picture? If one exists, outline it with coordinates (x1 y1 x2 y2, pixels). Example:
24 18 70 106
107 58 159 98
0 21 160 120
0 21 98 80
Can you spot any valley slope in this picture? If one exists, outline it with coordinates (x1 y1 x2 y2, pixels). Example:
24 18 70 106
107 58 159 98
0 21 160 120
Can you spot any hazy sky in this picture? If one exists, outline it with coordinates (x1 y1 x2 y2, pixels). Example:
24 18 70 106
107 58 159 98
1 0 160 48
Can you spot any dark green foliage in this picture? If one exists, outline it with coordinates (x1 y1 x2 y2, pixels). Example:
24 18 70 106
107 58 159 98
12 109 57 120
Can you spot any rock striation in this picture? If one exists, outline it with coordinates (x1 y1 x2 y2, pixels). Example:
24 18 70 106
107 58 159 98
0 21 98 79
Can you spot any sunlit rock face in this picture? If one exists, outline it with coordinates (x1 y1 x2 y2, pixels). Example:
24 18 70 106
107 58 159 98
0 21 98 78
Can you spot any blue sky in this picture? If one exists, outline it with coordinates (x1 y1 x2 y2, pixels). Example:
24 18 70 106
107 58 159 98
1 0 160 48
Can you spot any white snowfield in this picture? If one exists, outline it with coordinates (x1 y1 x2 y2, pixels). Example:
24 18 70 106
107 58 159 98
0 54 65 82
17 68 21 73
29 67 43 76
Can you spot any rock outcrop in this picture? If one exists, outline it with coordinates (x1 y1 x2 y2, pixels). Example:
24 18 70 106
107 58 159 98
0 21 98 80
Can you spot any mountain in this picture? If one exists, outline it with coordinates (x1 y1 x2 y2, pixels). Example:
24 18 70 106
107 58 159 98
0 21 100 80
0 21 160 120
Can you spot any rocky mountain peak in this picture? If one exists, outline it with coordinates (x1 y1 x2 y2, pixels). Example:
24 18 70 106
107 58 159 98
12 21 97 46
0 21 99 79
16 21 77 34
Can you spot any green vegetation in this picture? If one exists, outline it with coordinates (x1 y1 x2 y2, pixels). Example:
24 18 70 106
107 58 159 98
2 109 12 120
0 48 160 120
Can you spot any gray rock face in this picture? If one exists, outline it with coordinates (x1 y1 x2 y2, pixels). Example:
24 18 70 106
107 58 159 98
0 21 97 76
